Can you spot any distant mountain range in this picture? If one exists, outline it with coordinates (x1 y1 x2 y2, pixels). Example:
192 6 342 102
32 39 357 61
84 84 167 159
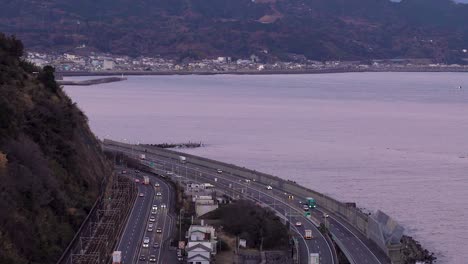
1 0 468 62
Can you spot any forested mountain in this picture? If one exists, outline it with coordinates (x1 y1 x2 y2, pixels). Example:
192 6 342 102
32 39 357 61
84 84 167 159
0 33 112 263
1 0 468 61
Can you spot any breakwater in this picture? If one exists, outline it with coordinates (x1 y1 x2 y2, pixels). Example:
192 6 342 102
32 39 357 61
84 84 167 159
57 76 127 86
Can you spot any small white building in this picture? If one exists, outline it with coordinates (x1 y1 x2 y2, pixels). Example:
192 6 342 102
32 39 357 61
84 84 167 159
250 54 260 63
64 53 76 60
216 57 227 63
186 183 215 198
187 224 217 253
195 196 218 217
186 242 212 264
103 60 115 70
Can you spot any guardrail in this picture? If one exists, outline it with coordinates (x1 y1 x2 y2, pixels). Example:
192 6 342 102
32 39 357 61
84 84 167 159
103 139 400 263
143 161 298 264
330 233 356 264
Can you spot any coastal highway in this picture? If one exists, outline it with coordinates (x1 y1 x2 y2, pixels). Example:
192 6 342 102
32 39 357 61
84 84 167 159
172 161 390 264
163 160 336 264
107 145 336 264
116 169 177 264
246 178 389 264
104 142 391 264
171 164 332 264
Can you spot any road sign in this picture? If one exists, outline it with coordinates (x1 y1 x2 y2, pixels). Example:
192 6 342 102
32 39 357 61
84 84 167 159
239 239 247 248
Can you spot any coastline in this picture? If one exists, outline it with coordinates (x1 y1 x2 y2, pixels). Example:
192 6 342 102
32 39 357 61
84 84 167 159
58 66 468 77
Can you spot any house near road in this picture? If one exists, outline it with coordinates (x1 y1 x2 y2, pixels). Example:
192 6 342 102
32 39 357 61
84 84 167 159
186 243 212 264
186 222 218 264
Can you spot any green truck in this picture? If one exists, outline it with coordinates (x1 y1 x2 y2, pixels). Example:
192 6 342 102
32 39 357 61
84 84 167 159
306 197 317 209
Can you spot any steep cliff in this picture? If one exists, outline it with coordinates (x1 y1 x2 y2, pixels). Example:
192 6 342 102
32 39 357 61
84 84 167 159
0 33 112 264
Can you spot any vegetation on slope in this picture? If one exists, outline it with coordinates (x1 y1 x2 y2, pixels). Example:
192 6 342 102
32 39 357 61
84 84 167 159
202 200 290 250
0 33 112 264
1 0 468 61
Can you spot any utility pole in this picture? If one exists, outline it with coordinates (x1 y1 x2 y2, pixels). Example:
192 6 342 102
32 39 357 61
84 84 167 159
179 208 184 242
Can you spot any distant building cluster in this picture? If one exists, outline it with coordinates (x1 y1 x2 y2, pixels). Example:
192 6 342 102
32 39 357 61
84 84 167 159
25 52 177 72
25 51 468 73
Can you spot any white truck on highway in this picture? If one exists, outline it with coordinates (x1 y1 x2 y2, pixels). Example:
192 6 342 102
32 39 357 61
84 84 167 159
112 251 122 264
143 176 150 185
309 253 319 264
139 154 146 160
304 229 313 240
179 155 186 163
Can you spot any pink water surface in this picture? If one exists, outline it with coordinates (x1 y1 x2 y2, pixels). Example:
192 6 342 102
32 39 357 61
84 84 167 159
65 73 468 263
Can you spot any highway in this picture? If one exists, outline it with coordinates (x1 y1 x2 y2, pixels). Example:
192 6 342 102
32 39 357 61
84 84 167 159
105 142 391 264
107 145 337 264
181 163 390 264
170 162 336 264
116 169 177 264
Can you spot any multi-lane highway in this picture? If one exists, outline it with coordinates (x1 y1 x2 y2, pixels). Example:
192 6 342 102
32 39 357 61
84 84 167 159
172 163 333 264
116 169 177 263
108 145 337 264
105 142 391 264
177 162 389 264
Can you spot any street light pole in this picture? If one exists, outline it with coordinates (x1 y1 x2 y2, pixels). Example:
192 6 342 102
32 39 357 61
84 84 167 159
179 208 183 242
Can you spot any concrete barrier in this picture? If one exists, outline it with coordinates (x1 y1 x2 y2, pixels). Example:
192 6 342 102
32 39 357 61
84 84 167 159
103 139 400 262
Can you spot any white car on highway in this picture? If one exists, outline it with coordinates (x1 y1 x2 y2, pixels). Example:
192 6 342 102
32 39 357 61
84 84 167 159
266 185 273 190
139 193 144 197
156 192 162 196
161 204 167 208
217 169 223 174
154 183 160 187
295 221 302 227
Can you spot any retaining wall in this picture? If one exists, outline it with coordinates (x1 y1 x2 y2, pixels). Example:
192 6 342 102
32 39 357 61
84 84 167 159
103 139 396 258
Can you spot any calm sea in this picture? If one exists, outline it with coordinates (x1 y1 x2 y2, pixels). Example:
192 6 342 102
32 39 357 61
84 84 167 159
65 73 468 263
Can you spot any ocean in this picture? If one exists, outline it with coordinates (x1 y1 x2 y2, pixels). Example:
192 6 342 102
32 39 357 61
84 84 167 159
64 72 468 263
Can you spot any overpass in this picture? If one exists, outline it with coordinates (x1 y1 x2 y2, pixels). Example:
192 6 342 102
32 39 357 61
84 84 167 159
103 139 403 264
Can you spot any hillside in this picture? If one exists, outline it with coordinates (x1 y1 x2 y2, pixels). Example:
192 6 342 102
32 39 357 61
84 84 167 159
1 0 468 62
0 33 112 263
